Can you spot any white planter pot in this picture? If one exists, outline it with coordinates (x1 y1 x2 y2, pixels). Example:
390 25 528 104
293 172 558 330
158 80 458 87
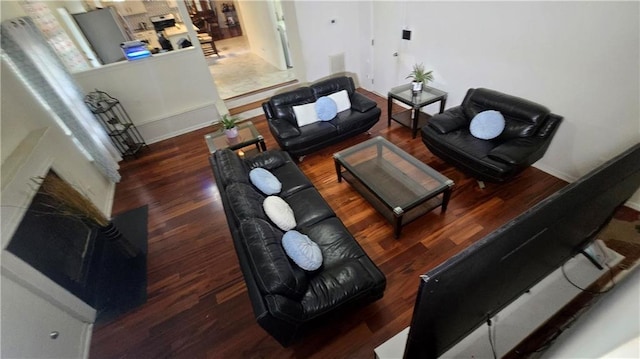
412 81 423 93
225 127 239 138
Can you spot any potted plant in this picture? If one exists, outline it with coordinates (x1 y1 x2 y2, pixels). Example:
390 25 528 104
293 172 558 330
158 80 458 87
221 114 239 138
406 63 434 94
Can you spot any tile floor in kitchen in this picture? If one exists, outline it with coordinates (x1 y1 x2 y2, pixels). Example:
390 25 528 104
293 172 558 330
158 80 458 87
207 36 296 100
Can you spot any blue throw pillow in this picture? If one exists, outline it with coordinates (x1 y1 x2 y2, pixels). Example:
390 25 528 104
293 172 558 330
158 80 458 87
469 110 506 140
249 168 282 195
315 96 338 121
282 230 323 271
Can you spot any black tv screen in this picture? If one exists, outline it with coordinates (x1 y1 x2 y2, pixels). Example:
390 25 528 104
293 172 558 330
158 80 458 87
403 143 640 358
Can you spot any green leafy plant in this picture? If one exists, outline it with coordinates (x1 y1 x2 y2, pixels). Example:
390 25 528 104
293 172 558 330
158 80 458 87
406 63 434 84
220 114 238 130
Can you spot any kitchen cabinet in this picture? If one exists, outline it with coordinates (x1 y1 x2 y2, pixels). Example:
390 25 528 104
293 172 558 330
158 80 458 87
112 1 147 16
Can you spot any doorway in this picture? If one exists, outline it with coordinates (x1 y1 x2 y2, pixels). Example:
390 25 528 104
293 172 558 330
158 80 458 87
187 0 297 102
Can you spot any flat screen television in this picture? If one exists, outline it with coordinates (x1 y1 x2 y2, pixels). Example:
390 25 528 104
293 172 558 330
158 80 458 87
403 143 640 358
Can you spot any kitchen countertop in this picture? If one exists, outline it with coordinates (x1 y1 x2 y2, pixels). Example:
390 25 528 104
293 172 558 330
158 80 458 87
162 23 198 37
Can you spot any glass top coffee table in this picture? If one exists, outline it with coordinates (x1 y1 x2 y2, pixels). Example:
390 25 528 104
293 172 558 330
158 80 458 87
204 121 266 155
334 136 454 238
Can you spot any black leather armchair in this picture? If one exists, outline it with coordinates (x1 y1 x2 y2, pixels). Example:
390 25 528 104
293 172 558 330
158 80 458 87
421 88 562 183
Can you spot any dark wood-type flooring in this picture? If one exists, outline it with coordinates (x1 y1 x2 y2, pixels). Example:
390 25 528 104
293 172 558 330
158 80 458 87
91 90 570 358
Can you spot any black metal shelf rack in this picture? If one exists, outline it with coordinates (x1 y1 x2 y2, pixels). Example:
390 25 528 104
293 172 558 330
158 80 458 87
84 90 147 158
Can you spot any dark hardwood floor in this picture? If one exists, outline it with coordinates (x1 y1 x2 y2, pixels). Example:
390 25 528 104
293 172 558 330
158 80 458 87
90 90 567 358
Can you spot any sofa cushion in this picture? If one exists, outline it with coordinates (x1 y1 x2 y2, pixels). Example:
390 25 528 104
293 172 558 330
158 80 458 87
271 164 314 198
282 230 323 271
286 187 335 228
246 150 290 170
226 183 267 223
332 107 380 134
278 121 338 154
239 218 308 299
470 110 505 140
302 260 380 318
310 76 355 98
315 96 338 121
328 90 352 113
264 196 296 231
293 102 321 127
269 87 316 126
350 92 377 113
250 168 282 195
303 217 365 266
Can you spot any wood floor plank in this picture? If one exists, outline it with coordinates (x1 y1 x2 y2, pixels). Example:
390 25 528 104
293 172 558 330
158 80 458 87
90 89 569 358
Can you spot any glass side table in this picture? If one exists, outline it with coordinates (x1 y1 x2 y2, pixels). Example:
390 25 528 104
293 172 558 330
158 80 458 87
204 121 266 156
387 84 448 138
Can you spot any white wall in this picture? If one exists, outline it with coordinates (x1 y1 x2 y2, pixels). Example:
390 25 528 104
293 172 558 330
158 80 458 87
412 2 637 173
364 1 640 208
290 1 369 83
285 1 640 207
1 2 114 216
237 1 286 70
73 47 221 144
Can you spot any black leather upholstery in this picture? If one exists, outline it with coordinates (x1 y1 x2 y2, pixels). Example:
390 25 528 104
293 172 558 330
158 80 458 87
262 76 381 158
422 88 562 182
210 149 386 346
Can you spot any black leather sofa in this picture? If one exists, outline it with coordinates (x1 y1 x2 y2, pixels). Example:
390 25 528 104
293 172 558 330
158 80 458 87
209 148 386 346
421 88 562 182
262 76 381 159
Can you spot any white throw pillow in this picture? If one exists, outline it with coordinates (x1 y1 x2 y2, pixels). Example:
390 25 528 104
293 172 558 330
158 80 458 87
327 90 352 113
263 196 296 231
292 102 320 127
249 168 282 195
282 230 323 271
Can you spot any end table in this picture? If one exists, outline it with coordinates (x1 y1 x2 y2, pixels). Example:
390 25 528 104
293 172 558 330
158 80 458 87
204 121 266 156
388 84 447 138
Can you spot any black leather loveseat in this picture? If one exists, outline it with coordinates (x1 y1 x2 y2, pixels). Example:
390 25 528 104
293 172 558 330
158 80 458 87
421 88 562 183
209 149 386 346
262 76 381 159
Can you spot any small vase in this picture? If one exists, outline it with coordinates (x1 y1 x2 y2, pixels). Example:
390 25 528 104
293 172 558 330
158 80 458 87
411 81 423 94
225 127 239 139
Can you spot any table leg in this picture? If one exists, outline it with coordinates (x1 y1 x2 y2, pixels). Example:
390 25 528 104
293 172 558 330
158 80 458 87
412 107 420 138
335 158 342 182
393 215 402 239
387 97 392 127
439 98 447 114
441 187 452 212
259 140 267 152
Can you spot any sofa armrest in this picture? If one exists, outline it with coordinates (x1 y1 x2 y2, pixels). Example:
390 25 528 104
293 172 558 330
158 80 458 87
269 118 301 140
428 106 468 134
488 137 544 165
264 294 305 324
350 92 377 113
246 150 292 170
262 101 275 120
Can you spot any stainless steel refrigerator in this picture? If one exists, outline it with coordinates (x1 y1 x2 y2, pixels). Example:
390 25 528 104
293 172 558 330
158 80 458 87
73 7 131 65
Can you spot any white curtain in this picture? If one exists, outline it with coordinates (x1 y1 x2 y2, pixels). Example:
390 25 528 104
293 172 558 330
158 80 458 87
1 17 121 182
